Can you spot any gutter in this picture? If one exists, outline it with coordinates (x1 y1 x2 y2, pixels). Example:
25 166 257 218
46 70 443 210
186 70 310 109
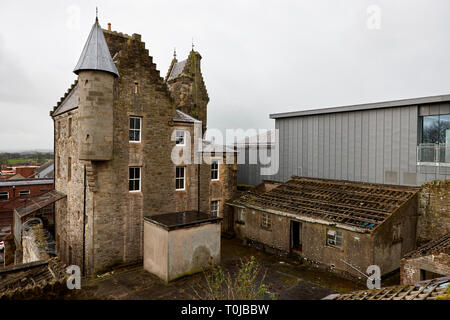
226 202 370 234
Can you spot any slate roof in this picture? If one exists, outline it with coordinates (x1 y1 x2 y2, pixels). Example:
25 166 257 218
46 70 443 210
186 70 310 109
173 109 201 123
228 176 419 232
404 234 450 259
0 178 53 187
73 19 119 77
167 59 187 81
52 83 79 117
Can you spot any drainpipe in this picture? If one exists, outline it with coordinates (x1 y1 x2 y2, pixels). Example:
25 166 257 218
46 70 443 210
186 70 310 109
198 163 200 214
82 165 86 275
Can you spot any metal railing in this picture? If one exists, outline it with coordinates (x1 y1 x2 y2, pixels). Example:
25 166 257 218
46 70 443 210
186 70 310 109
417 143 450 166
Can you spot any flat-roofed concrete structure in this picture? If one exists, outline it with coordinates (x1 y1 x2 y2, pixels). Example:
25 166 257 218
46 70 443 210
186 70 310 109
143 211 222 282
269 94 450 186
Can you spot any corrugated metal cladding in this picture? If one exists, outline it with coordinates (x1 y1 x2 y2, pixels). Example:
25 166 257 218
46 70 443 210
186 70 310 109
272 103 450 186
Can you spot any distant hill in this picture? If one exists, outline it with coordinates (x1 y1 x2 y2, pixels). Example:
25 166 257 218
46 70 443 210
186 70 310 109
0 151 53 166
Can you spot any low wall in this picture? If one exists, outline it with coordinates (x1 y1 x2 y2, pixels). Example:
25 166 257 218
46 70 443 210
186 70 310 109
22 224 52 264
400 253 450 285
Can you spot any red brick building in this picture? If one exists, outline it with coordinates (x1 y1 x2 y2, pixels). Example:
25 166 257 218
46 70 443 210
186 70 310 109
0 178 54 239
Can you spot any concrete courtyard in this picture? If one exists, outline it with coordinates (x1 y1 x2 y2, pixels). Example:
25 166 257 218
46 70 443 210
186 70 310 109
67 238 366 300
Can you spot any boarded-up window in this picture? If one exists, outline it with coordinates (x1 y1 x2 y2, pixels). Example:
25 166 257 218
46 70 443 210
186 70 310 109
237 208 246 223
261 212 272 230
393 223 401 241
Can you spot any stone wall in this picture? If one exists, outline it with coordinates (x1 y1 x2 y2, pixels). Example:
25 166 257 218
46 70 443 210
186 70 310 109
400 253 450 285
22 224 52 264
233 194 418 279
52 29 229 275
167 51 209 134
209 154 237 233
417 180 450 244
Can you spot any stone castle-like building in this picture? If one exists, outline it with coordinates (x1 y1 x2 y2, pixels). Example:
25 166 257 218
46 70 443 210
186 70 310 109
50 18 236 274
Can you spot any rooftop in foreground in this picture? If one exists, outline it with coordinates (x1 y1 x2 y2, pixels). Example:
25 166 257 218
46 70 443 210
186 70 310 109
324 276 450 300
144 211 222 231
229 177 419 232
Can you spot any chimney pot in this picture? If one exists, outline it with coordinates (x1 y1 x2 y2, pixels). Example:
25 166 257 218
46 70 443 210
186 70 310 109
107 23 111 31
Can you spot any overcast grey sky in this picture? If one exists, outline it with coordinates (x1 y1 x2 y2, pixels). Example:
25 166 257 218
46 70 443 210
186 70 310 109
0 0 449 151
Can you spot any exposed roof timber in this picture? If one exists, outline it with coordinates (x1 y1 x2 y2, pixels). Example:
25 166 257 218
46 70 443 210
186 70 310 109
270 94 450 119
229 176 419 232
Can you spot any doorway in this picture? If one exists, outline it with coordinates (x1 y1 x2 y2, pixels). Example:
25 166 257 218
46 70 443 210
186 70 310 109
290 221 302 251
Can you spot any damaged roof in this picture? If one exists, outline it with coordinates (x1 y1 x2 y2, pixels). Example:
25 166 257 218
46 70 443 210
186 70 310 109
404 234 450 259
324 276 450 300
0 258 66 297
228 176 419 232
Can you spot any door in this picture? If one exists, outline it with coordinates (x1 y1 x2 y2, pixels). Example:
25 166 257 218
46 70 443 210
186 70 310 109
290 221 302 251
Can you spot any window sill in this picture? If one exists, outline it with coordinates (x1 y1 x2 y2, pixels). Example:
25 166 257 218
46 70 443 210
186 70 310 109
129 141 141 143
326 244 343 251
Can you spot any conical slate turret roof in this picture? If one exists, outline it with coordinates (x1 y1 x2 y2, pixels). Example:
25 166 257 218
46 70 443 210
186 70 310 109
73 18 119 77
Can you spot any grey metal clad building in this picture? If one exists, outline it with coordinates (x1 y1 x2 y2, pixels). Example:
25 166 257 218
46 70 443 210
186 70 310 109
236 130 276 186
269 94 450 186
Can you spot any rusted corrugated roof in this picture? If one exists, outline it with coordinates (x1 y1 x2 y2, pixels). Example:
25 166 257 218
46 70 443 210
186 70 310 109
229 176 419 232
